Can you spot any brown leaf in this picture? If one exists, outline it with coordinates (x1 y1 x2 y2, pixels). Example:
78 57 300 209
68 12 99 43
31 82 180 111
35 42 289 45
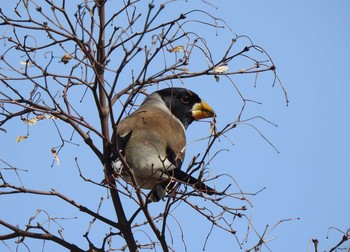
44 115 57 120
21 115 57 126
168 45 184 53
16 135 28 143
60 53 72 64
21 117 38 126
213 65 229 73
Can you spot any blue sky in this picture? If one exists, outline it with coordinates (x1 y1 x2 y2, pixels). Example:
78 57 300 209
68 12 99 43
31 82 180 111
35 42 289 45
1 0 350 251
216 0 350 251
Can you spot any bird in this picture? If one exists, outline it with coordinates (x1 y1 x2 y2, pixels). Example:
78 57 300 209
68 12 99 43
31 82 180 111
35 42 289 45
112 87 216 202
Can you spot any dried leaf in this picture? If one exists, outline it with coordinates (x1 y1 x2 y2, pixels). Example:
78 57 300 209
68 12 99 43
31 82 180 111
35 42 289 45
60 53 72 64
21 115 57 125
21 117 38 126
210 117 217 136
44 115 57 120
35 115 46 120
16 135 28 143
19 61 33 66
168 45 184 53
51 148 60 166
213 65 229 73
36 114 56 120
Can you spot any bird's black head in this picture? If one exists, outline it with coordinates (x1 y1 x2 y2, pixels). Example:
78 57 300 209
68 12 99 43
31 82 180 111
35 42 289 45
156 88 215 129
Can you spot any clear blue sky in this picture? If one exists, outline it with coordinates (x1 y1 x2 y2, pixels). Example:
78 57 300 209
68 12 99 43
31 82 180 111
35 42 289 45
1 0 349 251
215 0 350 251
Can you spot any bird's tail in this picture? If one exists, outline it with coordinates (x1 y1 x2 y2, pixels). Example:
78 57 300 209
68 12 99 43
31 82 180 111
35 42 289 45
172 168 215 195
149 169 215 202
148 183 168 202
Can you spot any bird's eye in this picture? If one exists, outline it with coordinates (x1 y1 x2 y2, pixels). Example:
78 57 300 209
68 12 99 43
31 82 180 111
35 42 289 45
181 95 191 104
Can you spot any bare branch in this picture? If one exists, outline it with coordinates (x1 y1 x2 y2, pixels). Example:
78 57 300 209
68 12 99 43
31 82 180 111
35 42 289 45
0 219 85 252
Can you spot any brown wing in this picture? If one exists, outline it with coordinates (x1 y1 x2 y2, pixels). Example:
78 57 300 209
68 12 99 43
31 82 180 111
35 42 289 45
117 106 186 164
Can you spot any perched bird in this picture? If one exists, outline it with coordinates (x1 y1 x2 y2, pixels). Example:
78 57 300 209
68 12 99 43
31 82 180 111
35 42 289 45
112 87 216 201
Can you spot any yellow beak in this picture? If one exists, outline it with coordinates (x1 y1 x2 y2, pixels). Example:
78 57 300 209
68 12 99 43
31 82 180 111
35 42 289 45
191 100 215 120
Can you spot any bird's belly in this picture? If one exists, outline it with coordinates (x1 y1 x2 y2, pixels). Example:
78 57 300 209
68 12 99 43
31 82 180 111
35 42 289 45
132 157 174 189
113 153 175 190
128 156 175 189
